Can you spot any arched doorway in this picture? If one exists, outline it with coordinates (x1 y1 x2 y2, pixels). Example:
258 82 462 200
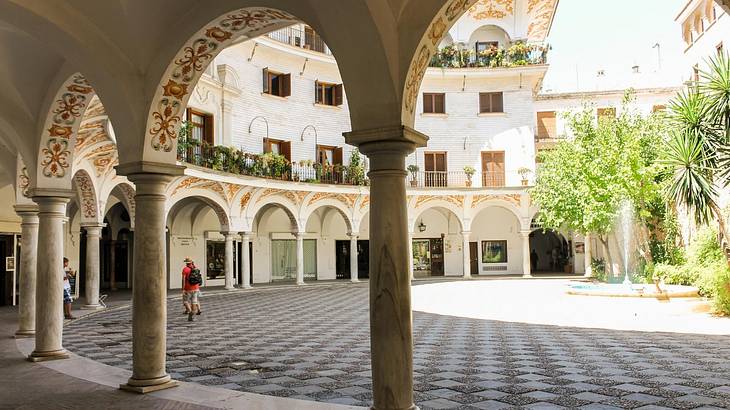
529 227 571 274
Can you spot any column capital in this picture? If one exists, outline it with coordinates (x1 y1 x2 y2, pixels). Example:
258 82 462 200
239 231 252 239
81 223 106 236
344 126 428 167
14 204 39 216
222 231 237 240
115 161 185 179
461 231 471 236
29 188 75 202
295 232 305 239
519 230 532 238
348 232 359 239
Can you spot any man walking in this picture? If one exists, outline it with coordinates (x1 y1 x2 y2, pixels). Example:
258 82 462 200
63 257 76 319
182 257 202 322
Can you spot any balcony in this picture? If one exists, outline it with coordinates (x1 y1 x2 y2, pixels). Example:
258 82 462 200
177 141 367 186
407 171 530 188
266 26 332 56
429 42 549 69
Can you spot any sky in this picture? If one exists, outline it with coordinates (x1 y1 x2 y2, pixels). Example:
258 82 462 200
541 0 687 93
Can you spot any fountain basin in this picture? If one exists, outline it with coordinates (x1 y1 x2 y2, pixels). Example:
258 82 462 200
567 283 699 298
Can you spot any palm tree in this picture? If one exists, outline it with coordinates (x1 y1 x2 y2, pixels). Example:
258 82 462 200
664 52 730 266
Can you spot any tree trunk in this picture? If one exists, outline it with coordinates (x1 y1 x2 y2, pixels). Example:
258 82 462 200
610 234 626 276
599 236 614 277
709 202 730 269
638 224 653 264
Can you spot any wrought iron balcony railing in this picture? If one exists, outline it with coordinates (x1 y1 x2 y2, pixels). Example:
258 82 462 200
430 42 549 69
266 26 332 56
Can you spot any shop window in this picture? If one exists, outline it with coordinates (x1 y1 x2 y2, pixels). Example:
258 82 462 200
482 240 508 263
263 68 291 97
423 93 445 114
479 92 504 113
185 109 214 145
536 111 556 139
206 241 225 280
315 81 343 106
263 138 291 161
316 145 343 165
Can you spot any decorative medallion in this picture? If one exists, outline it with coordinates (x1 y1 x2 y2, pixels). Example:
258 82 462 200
40 139 71 177
468 0 513 19
18 167 30 198
239 191 253 209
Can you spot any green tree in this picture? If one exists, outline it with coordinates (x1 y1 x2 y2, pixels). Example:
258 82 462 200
531 93 668 275
662 53 730 266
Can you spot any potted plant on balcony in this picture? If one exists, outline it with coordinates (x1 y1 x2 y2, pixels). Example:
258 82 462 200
518 167 532 186
463 165 476 187
407 164 419 187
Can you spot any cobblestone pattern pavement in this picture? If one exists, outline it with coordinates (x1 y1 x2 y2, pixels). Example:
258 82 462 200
64 285 730 410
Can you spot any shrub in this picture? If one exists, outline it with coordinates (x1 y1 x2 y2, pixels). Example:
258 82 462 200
591 258 607 282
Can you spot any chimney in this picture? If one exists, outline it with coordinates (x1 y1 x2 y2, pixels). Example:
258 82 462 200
632 65 640 74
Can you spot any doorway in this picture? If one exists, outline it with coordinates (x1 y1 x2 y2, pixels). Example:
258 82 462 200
335 240 351 279
469 241 479 275
412 238 444 277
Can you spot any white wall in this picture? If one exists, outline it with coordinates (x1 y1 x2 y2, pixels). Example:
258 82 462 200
470 206 523 274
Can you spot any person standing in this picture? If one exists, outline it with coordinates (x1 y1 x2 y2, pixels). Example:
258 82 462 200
181 257 202 322
63 257 76 319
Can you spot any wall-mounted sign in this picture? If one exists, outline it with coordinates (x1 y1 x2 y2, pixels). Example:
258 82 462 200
575 242 585 254
5 257 14 271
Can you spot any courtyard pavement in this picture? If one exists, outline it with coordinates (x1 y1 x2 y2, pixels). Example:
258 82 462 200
59 279 730 410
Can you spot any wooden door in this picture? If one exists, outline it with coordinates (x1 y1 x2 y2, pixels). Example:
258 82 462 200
430 238 444 276
469 242 479 275
481 151 505 187
424 152 447 187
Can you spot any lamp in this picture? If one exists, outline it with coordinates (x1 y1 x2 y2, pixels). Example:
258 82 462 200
300 124 318 161
418 220 427 232
247 116 269 137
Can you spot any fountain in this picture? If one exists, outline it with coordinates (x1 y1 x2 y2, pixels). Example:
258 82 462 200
620 200 633 285
567 200 699 298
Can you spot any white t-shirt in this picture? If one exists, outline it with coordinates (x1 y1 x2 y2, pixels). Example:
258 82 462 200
63 267 71 291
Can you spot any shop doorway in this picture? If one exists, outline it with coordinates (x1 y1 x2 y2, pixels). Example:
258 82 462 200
412 238 444 277
237 241 253 286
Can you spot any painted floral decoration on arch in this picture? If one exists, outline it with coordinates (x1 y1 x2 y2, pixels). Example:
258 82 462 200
149 8 296 152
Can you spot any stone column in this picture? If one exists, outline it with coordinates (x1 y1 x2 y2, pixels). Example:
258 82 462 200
28 190 73 362
82 224 104 309
344 125 427 410
14 205 38 338
223 232 235 290
584 234 593 277
407 231 414 280
117 163 182 393
295 232 305 285
240 232 252 289
521 231 532 278
349 233 359 282
462 231 471 279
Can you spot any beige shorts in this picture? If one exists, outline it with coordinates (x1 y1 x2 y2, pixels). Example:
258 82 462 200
183 290 201 305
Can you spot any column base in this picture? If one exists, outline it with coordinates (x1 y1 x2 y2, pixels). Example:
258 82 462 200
224 286 235 291
14 329 35 338
522 274 533 278
241 284 252 289
28 349 69 362
350 278 360 283
82 304 104 310
370 405 419 410
463 275 472 280
121 374 178 394
296 281 306 286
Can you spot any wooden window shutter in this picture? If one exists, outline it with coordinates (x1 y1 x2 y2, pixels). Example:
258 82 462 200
424 153 435 171
335 84 343 106
281 73 291 97
262 68 269 94
315 81 321 104
263 138 271 154
435 153 446 172
204 113 214 145
435 94 445 113
537 111 556 139
281 141 292 161
492 93 503 113
423 94 433 113
334 147 343 165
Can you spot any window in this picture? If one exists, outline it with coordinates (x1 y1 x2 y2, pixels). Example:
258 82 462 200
481 151 505 187
424 152 447 187
479 92 504 113
536 111 556 139
652 105 667 113
185 109 214 145
316 145 343 166
263 138 291 161
482 240 507 263
597 107 616 122
693 65 700 82
206 241 225 280
475 41 498 54
263 68 291 97
423 93 445 114
315 81 343 106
